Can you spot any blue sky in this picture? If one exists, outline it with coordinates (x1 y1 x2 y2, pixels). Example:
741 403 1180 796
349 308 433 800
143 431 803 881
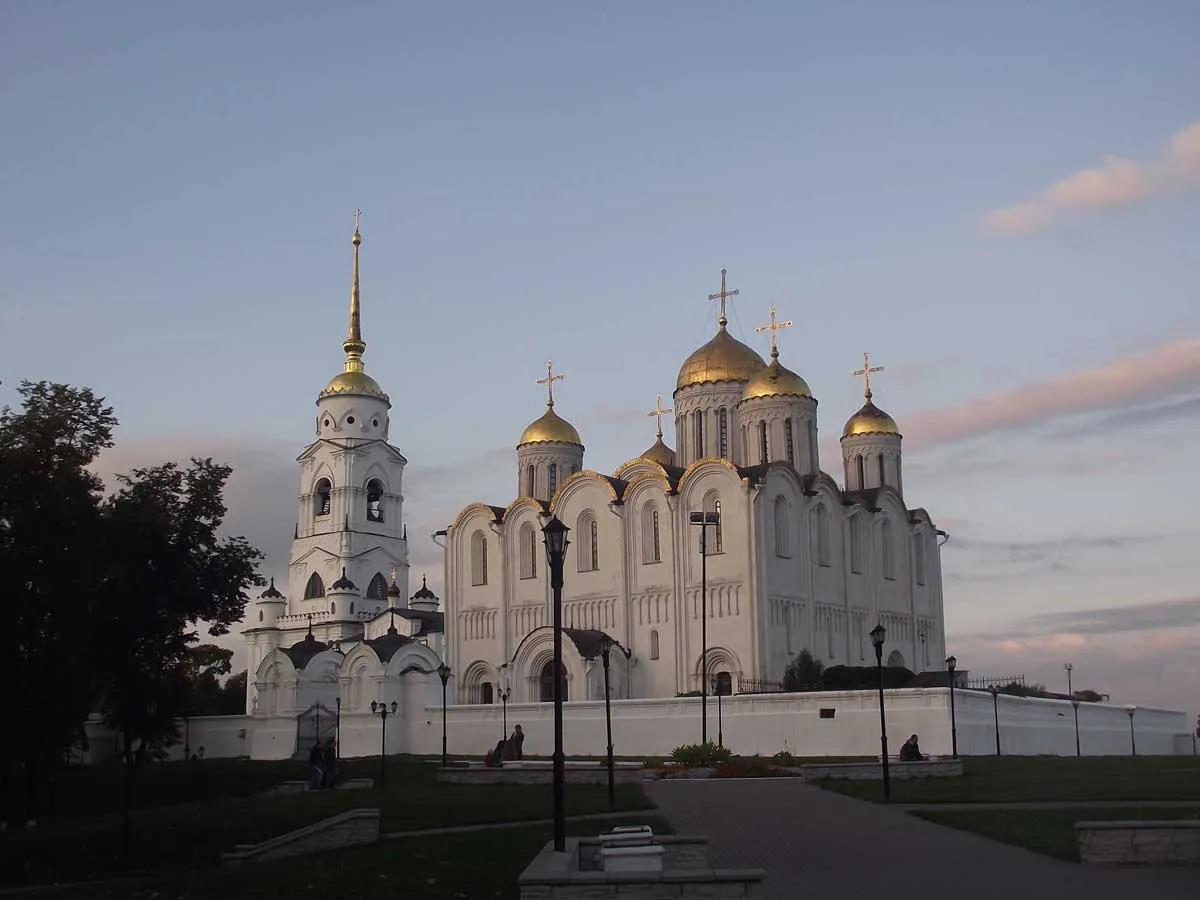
2 2 1198 717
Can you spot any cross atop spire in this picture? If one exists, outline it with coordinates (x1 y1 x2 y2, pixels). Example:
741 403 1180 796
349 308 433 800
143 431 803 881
536 360 564 407
755 305 793 359
708 268 739 327
343 209 366 371
852 352 884 400
646 394 673 438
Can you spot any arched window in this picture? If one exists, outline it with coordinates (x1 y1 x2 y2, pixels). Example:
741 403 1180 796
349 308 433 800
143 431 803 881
849 518 863 574
539 660 568 702
759 420 769 465
881 519 895 579
718 408 729 459
577 512 599 572
480 682 494 705
350 601 355 614
642 504 661 564
330 601 337 615
773 495 790 558
548 463 558 498
808 422 818 471
471 530 488 586
878 455 887 488
526 465 535 497
258 610 263 622
304 572 325 599
914 532 926 585
366 572 388 601
784 418 795 465
314 478 332 517
714 671 732 697
649 629 660 660
693 414 704 459
856 455 865 490
814 504 830 567
519 523 537 579
366 479 385 522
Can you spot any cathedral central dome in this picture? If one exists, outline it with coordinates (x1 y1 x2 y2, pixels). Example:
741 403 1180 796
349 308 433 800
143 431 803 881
519 404 582 446
676 324 766 391
320 370 389 401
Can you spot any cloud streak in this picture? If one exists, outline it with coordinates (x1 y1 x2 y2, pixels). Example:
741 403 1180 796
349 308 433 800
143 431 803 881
1015 595 1200 638
901 337 1200 449
984 120 1200 236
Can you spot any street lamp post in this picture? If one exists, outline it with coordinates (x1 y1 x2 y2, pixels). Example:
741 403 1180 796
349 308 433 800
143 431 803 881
369 699 398 786
990 687 1001 757
437 662 452 768
500 688 510 742
712 675 725 748
335 696 341 760
1126 706 1136 756
870 624 891 801
946 655 958 759
689 510 720 746
1065 663 1080 756
542 515 570 853
597 635 630 808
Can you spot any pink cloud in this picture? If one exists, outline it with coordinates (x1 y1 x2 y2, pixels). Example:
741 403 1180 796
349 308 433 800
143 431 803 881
902 336 1200 449
983 118 1200 236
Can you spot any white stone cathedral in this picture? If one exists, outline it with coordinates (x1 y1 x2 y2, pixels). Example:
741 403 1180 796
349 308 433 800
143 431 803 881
443 272 948 706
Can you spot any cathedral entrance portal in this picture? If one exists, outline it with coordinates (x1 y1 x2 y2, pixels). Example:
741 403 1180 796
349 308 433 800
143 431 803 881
538 661 568 703
294 702 338 759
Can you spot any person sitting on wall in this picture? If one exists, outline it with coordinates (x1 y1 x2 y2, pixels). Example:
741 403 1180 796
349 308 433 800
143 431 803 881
899 734 925 761
489 737 507 767
511 724 525 760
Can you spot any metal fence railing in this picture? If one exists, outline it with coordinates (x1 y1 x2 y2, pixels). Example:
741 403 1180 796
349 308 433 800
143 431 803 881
965 674 1027 690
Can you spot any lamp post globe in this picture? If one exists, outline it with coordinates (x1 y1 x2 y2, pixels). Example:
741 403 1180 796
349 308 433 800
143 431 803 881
869 624 890 800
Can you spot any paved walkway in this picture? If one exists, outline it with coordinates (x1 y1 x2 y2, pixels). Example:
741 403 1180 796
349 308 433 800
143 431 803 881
382 809 641 840
645 779 1200 900
895 798 1200 812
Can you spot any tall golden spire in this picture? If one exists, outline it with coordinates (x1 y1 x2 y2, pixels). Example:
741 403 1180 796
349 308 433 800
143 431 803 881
342 209 366 373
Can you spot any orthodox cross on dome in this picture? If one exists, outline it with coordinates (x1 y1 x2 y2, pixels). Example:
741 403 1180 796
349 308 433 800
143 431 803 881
852 352 884 400
708 268 739 326
646 394 673 438
353 207 362 233
755 305 793 357
390 566 398 584
536 359 564 407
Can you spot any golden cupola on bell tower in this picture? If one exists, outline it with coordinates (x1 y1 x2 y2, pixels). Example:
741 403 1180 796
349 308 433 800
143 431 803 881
841 352 903 495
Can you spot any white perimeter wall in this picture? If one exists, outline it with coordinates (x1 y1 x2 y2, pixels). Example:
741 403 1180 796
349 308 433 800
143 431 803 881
83 689 1191 763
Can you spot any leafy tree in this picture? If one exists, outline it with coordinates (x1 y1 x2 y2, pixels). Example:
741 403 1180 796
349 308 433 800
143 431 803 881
0 381 116 827
184 646 247 716
782 649 825 692
1073 689 1106 703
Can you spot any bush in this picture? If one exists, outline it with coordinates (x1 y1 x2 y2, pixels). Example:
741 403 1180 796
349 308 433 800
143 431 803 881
821 664 915 691
772 750 801 767
668 742 733 768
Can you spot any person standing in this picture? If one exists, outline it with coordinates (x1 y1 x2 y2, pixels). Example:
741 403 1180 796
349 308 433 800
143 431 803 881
511 724 525 760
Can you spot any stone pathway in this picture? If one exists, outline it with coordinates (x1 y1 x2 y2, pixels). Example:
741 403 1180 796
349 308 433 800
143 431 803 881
645 779 1200 900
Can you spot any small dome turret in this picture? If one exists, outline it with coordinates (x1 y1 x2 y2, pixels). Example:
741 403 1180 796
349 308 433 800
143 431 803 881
841 353 904 495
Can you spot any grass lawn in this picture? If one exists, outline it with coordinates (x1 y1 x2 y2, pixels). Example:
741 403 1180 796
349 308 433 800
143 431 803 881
912 806 1200 862
3 757 654 888
814 756 1200 803
46 815 675 900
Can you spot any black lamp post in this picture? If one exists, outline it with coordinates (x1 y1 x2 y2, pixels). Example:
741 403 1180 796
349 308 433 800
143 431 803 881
542 515 570 853
870 623 890 800
989 687 1001 757
500 687 510 742
598 634 631 808
712 675 726 748
946 655 958 759
1126 706 1136 756
437 662 452 768
369 699 398 786
689 509 720 745
1065 662 1081 756
335 697 341 760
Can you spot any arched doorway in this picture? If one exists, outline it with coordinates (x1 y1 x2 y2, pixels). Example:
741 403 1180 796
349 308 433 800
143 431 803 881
886 650 906 669
713 670 733 697
539 661 568 702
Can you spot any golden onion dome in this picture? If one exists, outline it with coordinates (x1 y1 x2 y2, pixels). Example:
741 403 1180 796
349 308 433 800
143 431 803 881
676 322 766 391
519 403 582 447
320 369 389 401
842 398 901 438
741 347 812 402
640 435 677 467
